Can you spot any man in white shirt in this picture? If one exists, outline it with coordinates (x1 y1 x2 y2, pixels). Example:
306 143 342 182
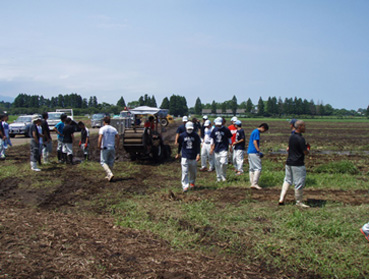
97 116 119 182
200 120 214 171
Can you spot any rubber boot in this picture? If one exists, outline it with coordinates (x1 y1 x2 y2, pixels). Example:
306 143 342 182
102 163 114 182
295 189 309 208
279 182 290 205
84 154 89 161
31 161 41 172
68 154 74 165
251 170 262 190
249 171 254 186
62 153 67 164
57 151 62 163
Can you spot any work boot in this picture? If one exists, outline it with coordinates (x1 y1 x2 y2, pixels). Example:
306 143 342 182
68 154 74 165
249 171 254 186
279 182 290 205
295 189 309 208
30 161 41 172
251 170 262 190
102 163 114 182
57 151 62 163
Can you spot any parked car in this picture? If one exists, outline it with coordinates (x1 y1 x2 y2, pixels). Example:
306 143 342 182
47 112 64 130
9 114 41 138
91 113 109 128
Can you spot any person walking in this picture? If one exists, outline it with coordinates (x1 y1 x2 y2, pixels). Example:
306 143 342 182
30 118 42 171
247 123 269 190
62 118 75 164
97 116 119 182
278 120 310 208
200 119 214 172
1 114 11 159
54 114 67 163
232 120 246 175
0 114 6 160
41 112 52 164
210 117 233 182
228 116 238 163
176 121 201 192
78 121 90 161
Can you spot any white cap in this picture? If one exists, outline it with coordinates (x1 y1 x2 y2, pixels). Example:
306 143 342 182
204 120 211 126
182 116 188 122
231 116 238 122
185 121 194 129
214 117 222 125
202 115 208 120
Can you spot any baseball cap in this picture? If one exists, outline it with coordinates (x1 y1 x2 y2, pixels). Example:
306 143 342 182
235 120 242 126
204 120 211 126
182 116 188 122
289 118 297 125
214 117 222 125
202 115 208 120
185 121 194 129
231 116 238 122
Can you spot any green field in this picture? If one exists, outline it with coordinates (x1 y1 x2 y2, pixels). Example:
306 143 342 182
1 119 369 278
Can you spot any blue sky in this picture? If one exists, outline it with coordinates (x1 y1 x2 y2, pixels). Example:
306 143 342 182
0 0 368 109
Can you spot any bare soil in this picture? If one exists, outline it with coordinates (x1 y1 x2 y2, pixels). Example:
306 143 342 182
1 120 368 278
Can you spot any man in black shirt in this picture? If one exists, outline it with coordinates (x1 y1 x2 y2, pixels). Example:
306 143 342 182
62 118 75 164
279 120 310 208
30 118 42 171
41 112 52 163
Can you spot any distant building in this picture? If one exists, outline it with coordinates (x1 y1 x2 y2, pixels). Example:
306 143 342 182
201 109 212 115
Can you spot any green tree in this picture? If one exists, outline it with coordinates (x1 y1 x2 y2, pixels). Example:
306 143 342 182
246 98 253 113
211 100 217 114
194 97 202 115
117 97 126 107
230 95 237 115
257 97 264 116
160 97 170 109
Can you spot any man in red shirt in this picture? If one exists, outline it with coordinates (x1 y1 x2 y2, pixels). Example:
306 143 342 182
228 116 238 165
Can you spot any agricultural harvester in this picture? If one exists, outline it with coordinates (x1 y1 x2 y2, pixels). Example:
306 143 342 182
120 106 171 161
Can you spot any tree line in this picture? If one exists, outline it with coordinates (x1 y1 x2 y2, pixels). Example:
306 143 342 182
1 93 368 118
193 96 368 117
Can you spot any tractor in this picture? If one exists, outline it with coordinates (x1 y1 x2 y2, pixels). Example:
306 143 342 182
122 106 171 162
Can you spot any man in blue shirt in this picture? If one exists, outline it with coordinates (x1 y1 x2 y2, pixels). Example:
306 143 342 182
54 114 67 163
177 121 201 192
247 123 269 189
210 117 232 182
232 120 246 175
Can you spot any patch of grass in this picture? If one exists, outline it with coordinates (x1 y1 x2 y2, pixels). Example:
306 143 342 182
314 160 359 175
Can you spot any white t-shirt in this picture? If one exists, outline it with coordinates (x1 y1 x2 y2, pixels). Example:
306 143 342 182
99 125 118 149
203 126 214 144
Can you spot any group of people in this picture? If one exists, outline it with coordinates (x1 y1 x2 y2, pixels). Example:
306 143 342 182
0 114 12 159
27 113 119 182
175 116 311 209
175 115 270 192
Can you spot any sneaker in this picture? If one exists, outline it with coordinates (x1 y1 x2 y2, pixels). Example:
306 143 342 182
183 186 189 193
31 167 41 172
250 185 262 190
208 168 214 172
235 171 243 176
199 167 207 172
190 183 195 188
296 201 310 208
360 228 369 242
